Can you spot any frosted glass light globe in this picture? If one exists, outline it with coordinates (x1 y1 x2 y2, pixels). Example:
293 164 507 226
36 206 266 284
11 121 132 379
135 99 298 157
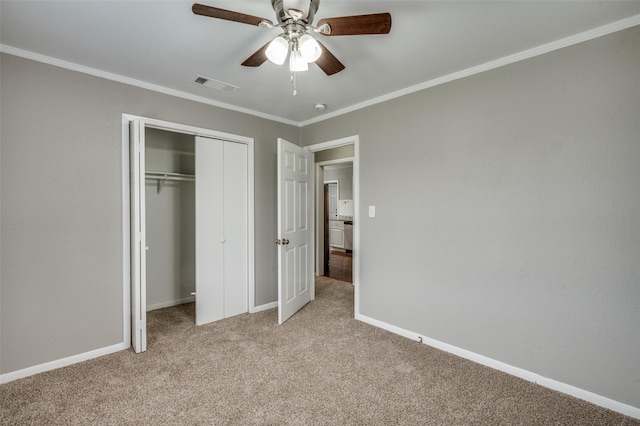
266 36 289 65
299 34 322 63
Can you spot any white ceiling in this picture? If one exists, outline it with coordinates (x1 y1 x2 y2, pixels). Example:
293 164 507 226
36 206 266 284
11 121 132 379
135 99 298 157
2 1 639 125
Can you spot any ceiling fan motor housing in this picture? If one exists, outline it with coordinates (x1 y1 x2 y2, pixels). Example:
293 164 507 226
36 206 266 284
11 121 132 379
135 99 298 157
271 0 320 24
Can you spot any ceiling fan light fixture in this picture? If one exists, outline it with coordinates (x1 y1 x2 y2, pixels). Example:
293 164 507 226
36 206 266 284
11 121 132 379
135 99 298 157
265 35 289 65
289 49 308 72
298 34 322 63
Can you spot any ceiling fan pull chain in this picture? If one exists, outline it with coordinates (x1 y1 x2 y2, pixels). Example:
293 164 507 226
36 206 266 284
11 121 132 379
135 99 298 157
291 71 298 96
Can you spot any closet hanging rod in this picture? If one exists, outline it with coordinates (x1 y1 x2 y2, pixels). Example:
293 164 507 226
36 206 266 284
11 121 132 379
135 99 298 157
145 171 195 181
145 171 195 194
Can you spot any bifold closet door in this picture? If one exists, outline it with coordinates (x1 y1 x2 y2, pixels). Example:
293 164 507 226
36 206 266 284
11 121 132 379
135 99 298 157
222 141 248 318
195 136 247 326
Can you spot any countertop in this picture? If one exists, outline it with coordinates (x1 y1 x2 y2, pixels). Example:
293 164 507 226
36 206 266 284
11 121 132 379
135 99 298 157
331 216 353 222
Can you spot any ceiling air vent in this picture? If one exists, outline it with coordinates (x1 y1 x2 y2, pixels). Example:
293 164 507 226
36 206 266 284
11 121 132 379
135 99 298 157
193 75 239 93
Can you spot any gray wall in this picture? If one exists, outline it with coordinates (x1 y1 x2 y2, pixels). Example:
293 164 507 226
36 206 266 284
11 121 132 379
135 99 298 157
324 166 353 201
0 54 298 374
302 27 640 407
145 128 195 310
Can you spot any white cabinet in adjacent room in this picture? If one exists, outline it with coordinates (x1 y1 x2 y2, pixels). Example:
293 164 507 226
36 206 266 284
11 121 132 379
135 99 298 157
328 220 345 249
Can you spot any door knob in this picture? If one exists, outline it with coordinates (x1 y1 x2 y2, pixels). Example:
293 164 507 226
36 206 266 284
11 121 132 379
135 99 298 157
282 239 290 245
275 239 281 245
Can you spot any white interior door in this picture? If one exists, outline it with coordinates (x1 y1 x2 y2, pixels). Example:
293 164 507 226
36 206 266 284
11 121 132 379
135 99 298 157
195 136 224 325
130 120 147 353
277 138 313 324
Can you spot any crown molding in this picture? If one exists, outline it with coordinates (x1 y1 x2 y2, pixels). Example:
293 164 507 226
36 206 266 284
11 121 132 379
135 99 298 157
2 13 639 128
0 44 299 127
301 14 640 127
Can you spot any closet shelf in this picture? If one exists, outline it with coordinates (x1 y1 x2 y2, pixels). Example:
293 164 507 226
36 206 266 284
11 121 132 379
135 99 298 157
145 171 195 194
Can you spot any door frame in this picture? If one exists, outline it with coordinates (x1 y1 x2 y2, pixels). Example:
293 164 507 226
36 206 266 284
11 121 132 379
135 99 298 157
306 135 360 319
325 180 339 200
121 114 255 350
324 180 339 219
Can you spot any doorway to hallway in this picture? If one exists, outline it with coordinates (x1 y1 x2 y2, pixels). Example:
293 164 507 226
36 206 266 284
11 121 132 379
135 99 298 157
307 135 360 316
322 166 353 284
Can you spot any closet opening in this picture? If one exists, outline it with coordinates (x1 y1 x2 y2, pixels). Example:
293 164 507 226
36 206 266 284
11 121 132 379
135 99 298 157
144 128 196 321
124 114 255 354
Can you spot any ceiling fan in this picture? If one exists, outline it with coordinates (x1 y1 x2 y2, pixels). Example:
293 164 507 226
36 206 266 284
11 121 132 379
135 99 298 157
192 0 391 80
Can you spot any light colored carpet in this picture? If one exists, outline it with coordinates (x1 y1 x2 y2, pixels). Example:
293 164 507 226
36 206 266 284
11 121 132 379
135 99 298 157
1 277 637 425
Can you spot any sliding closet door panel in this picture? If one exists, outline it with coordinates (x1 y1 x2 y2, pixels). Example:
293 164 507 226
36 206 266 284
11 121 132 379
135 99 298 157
195 136 224 325
223 142 248 318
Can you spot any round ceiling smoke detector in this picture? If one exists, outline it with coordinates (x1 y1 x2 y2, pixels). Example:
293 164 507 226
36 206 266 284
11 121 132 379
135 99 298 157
314 103 326 111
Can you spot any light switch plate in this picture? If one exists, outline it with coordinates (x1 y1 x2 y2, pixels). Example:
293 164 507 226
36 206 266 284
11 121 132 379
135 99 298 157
368 206 376 218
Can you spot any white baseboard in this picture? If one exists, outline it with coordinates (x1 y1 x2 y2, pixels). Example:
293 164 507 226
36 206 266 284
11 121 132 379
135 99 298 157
0 342 129 384
149 296 274 314
252 301 277 313
356 313 640 420
147 296 195 312
6 310 636 420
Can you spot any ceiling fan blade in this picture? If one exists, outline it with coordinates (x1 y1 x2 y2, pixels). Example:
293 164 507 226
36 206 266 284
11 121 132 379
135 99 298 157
317 13 391 36
241 42 270 67
192 3 274 27
315 41 345 75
